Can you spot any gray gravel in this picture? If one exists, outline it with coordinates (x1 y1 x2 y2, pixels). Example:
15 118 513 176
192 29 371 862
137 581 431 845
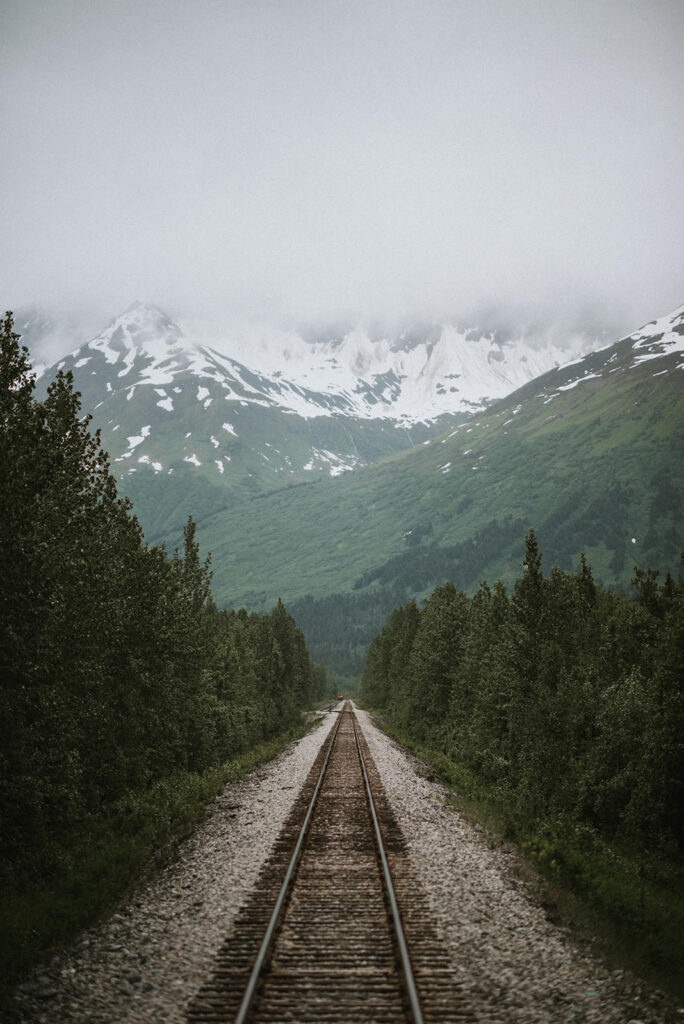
355 706 682 1024
8 711 337 1024
8 704 682 1023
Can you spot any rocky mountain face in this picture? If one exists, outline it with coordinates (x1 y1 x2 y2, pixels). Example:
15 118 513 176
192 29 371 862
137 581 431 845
33 301 602 504
158 301 682 679
28 299 683 679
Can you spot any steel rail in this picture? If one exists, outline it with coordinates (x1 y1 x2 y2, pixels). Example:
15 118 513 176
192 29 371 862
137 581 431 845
233 707 344 1024
352 714 425 1024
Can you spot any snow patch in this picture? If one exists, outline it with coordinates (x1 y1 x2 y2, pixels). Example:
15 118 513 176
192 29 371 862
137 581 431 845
620 308 684 371
183 453 201 466
126 425 151 450
557 372 603 392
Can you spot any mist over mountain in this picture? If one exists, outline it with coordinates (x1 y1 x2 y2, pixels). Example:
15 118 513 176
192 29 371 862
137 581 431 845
27 298 682 586
18 301 633 371
27 300 616 509
182 300 683 680
2 2 683 993
4 1 682 387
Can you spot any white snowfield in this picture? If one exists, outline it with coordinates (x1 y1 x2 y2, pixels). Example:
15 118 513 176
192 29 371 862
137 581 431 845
535 303 684 407
35 300 683 479
41 300 612 426
630 302 684 365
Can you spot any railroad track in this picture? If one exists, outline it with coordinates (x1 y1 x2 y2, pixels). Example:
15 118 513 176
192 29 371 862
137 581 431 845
188 703 471 1023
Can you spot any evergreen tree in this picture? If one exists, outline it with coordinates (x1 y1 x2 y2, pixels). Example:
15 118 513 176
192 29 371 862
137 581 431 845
360 526 682 855
1 316 321 885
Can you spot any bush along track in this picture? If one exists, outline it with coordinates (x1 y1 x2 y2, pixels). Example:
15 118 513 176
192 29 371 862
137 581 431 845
359 529 684 995
0 313 327 999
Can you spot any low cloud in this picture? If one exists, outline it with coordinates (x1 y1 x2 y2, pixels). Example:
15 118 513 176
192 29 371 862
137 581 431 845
3 0 682 359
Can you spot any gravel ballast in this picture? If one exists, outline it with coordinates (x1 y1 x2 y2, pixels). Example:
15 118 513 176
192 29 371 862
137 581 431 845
9 712 337 1024
9 704 682 1023
355 706 681 1024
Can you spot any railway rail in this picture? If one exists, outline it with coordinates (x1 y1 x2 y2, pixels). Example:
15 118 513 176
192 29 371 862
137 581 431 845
188 703 471 1023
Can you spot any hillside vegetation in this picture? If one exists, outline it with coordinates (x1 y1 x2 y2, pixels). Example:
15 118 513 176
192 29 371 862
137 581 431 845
0 314 326 996
35 302 463 527
359 531 684 989
158 329 683 681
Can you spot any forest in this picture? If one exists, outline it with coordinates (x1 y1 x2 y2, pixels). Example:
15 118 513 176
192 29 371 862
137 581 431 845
359 531 683 979
289 514 528 682
0 313 326 991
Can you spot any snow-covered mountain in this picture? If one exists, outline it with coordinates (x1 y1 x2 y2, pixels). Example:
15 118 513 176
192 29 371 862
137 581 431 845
173 312 603 423
38 302 606 421
33 301 682 499
151 299 684 617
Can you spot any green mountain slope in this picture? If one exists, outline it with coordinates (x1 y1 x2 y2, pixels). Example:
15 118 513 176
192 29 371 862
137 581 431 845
159 308 683 681
34 303 466 538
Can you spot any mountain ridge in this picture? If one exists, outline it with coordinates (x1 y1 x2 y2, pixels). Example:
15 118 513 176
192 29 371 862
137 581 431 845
36 300 605 425
25 298 683 681
156 302 683 679
28 300 612 534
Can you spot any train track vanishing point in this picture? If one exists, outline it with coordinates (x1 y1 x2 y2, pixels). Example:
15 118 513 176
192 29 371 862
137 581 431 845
187 703 471 1023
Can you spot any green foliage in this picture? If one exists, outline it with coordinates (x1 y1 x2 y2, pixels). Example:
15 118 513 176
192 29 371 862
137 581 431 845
288 516 526 681
144 332 682 683
360 532 684 982
0 313 324 990
45 309 682 685
0 722 310 1003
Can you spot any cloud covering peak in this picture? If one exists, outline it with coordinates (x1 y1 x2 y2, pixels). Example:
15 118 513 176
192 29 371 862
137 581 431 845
2 0 683 335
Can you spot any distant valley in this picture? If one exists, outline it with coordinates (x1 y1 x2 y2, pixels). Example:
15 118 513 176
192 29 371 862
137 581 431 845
29 301 684 682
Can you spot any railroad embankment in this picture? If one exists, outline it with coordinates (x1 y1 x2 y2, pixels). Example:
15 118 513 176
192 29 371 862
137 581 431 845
7 705 681 1024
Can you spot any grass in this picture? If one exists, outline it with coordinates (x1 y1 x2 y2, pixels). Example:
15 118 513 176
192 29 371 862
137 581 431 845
160 353 683 615
365 712 684 1001
0 716 315 1008
189 355 682 680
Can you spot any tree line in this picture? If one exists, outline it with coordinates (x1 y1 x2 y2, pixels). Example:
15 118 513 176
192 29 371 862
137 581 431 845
359 530 683 857
0 312 323 887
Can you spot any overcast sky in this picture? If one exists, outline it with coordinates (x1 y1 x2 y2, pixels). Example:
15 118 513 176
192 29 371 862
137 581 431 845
2 0 683 345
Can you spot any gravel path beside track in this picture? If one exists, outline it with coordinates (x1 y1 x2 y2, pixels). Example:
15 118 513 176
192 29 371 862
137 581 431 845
8 712 337 1024
355 707 681 1024
8 704 681 1023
